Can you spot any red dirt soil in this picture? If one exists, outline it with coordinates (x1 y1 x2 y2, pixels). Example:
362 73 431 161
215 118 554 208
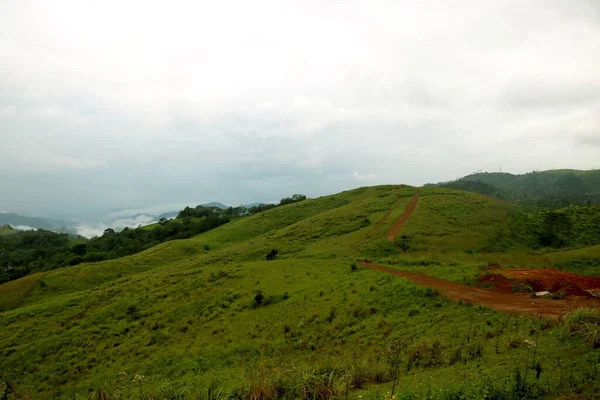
362 262 600 318
478 268 600 298
387 193 419 243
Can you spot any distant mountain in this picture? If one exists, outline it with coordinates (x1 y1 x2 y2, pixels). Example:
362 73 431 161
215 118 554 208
0 213 77 232
202 202 229 209
431 169 600 207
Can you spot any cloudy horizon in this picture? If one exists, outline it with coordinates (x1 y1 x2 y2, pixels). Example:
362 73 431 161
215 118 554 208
1 0 599 218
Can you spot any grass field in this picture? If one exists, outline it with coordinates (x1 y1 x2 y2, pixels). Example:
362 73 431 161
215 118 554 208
2 185 600 399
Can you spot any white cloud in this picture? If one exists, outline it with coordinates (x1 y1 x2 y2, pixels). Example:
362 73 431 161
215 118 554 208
0 0 599 216
0 106 15 118
13 225 37 231
353 172 378 181
107 203 202 219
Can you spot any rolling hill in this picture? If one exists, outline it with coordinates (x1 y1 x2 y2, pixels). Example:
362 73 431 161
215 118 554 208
2 185 600 399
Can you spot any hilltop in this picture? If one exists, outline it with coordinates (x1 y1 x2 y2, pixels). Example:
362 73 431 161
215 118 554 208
432 168 600 207
2 185 600 399
0 225 16 236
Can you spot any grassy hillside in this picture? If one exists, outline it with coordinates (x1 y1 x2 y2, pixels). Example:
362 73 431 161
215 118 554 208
2 185 600 399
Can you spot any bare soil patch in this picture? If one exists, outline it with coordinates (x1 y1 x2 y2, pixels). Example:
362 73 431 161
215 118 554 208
363 262 600 318
478 268 600 299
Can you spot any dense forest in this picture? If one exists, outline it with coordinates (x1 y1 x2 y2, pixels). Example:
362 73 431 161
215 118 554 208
432 169 600 207
0 195 307 284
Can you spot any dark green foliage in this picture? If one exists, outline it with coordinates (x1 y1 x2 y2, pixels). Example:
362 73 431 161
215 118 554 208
0 215 231 284
252 290 264 307
279 194 307 206
486 205 600 251
248 203 277 214
251 290 289 308
266 249 279 261
395 235 411 252
0 229 75 283
177 205 247 219
433 169 600 207
539 211 572 247
246 194 307 216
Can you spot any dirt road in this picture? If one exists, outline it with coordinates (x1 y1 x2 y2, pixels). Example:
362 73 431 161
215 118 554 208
362 262 600 318
387 193 418 243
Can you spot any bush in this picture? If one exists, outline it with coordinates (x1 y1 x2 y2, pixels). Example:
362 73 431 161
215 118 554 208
266 249 279 261
408 307 420 317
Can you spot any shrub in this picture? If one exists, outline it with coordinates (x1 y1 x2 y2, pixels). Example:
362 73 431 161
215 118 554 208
564 308 600 348
299 371 338 400
408 307 420 317
243 365 277 400
564 308 600 332
266 249 279 261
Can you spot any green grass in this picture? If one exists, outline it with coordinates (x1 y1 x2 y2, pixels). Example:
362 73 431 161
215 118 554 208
0 225 16 236
2 184 600 399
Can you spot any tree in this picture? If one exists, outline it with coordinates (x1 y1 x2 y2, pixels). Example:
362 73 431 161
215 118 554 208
279 194 307 206
103 228 115 236
71 243 87 256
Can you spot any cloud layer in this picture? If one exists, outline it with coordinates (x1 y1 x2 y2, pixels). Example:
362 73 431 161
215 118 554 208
1 0 599 217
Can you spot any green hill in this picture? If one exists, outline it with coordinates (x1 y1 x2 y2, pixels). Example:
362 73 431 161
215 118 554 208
0 225 16 236
2 185 600 399
434 169 600 207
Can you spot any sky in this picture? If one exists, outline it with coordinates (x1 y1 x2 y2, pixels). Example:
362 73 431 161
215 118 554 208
1 0 599 219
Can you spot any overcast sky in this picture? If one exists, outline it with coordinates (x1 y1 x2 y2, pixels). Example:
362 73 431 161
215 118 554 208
1 0 599 218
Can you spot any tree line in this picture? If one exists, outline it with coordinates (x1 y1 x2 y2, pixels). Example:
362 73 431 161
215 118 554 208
0 195 308 284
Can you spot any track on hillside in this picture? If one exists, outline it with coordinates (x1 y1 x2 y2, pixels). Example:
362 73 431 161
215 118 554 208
362 262 600 318
387 192 418 243
359 195 403 244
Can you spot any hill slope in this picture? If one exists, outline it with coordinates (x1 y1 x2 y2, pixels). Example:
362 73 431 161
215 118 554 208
2 185 600 399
